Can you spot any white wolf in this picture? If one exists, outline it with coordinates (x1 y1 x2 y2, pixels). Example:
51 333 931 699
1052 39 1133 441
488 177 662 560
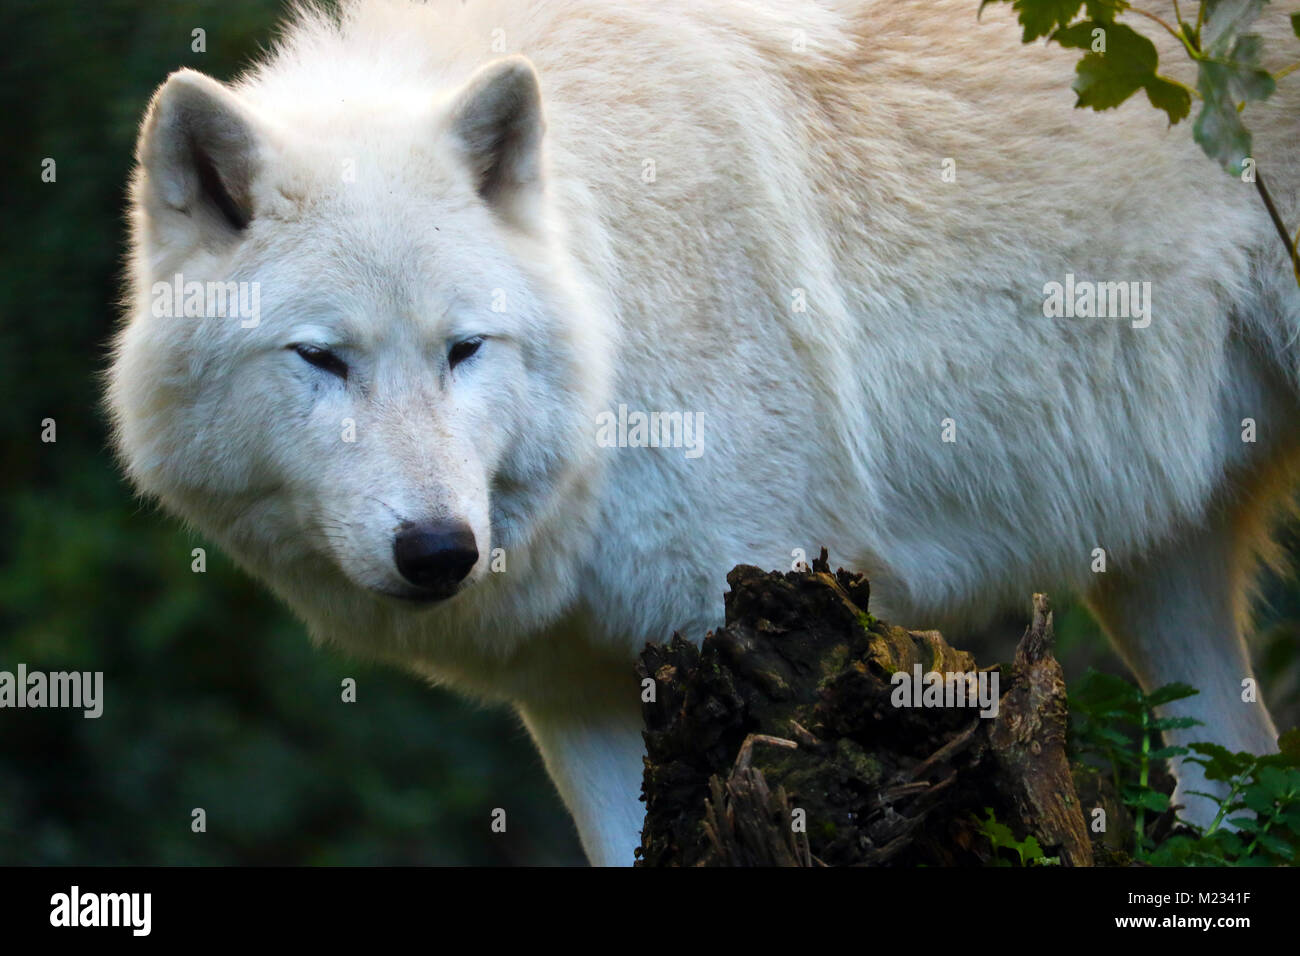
107 0 1300 865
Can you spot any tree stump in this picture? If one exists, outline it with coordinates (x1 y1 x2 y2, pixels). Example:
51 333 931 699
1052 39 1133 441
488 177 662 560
636 550 1093 866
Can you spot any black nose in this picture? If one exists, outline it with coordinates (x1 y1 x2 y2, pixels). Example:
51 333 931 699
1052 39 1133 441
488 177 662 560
393 521 478 593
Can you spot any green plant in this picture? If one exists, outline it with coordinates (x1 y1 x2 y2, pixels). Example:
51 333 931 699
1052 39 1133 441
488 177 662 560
982 0 1300 282
1069 669 1300 864
1069 670 1200 858
974 807 1061 865
1147 735 1300 864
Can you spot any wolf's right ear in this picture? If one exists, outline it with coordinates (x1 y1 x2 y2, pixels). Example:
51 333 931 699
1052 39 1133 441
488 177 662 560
135 69 267 235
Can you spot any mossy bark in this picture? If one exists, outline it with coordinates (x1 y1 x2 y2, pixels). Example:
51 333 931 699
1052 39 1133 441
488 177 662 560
636 551 1094 867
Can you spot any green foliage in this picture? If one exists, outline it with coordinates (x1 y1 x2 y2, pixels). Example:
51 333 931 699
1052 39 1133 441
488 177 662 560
982 0 1297 176
974 807 1060 865
980 0 1121 41
1069 670 1197 857
1147 731 1300 865
1194 0 1278 171
1070 671 1300 865
1053 21 1192 121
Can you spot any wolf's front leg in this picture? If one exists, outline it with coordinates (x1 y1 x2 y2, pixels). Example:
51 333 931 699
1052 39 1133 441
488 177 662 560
516 697 647 866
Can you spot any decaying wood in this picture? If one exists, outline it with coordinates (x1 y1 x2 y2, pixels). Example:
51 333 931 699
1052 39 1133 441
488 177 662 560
987 594 1092 866
701 734 814 866
636 550 1094 867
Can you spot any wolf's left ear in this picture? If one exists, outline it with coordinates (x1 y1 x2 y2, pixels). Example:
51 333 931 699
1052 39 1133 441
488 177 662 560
447 56 545 223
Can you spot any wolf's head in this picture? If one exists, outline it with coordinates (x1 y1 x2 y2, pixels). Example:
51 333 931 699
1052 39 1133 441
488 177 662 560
107 56 611 661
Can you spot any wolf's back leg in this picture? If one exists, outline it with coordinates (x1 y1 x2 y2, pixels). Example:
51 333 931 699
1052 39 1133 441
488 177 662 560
1084 502 1279 828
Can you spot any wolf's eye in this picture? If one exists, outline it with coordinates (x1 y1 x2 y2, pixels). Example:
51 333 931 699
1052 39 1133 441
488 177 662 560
292 344 348 381
448 337 484 369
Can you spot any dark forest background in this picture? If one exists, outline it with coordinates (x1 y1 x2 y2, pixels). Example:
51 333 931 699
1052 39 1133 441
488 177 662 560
1 0 584 865
1 0 1297 865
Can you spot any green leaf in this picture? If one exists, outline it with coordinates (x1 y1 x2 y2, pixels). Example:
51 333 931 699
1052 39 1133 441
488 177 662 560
1150 716 1202 732
1292 11 1300 38
1256 765 1291 799
1188 742 1251 781
1254 832 1297 860
1010 0 1086 42
1070 670 1143 717
1052 22 1192 123
976 807 1017 846
1143 683 1201 707
1227 36 1276 99
1194 68 1253 172
1017 833 1046 865
1243 788 1276 815
1055 21 1153 108
1209 829 1246 858
1083 0 1120 24
1192 0 1277 173
1092 726 1137 747
1277 728 1300 765
1202 0 1267 56
1146 834 1196 865
1141 72 1194 127
975 807 1048 866
1123 786 1171 813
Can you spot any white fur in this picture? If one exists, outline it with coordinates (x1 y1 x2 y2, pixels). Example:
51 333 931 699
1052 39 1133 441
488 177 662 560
107 0 1300 864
